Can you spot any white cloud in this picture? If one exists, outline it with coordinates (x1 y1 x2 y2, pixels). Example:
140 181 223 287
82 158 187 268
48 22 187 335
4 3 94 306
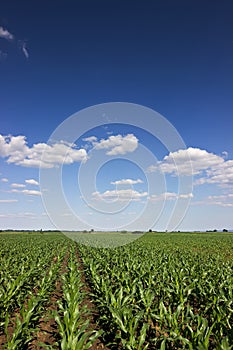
192 194 233 207
92 189 148 201
94 134 138 155
160 148 223 176
111 178 143 185
222 151 228 159
11 183 26 188
22 189 41 196
149 192 177 201
150 192 193 201
194 159 233 187
1 178 8 182
0 26 14 41
25 179 39 186
0 135 87 168
83 136 98 143
205 160 233 187
0 199 18 203
0 29 30 61
0 133 138 168
10 189 41 196
21 41 29 59
147 147 233 189
0 212 37 219
179 193 194 199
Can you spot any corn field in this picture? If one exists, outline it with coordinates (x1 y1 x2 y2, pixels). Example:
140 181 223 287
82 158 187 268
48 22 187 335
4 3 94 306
0 231 232 349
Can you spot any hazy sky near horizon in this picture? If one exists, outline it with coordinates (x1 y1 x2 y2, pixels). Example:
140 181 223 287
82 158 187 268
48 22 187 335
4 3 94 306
1 0 233 231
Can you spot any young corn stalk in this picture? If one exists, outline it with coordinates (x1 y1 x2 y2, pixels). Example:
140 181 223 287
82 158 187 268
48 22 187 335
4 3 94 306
52 244 101 350
4 251 63 350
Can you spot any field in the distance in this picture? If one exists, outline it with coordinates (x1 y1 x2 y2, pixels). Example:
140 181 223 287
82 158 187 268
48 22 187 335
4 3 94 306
0 231 232 349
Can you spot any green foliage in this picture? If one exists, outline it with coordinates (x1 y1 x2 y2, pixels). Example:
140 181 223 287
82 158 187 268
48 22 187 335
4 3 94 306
0 234 67 348
52 243 101 349
0 231 233 349
79 232 233 349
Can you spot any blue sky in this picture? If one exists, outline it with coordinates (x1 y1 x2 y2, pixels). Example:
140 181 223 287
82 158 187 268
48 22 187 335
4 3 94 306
0 0 233 231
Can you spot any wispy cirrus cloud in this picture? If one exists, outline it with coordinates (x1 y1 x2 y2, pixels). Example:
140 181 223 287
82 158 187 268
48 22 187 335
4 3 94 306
0 199 18 203
149 192 193 201
0 26 29 60
0 26 14 41
0 212 37 218
11 183 26 188
0 26 14 61
10 189 41 196
191 194 233 208
18 40 29 59
92 189 148 202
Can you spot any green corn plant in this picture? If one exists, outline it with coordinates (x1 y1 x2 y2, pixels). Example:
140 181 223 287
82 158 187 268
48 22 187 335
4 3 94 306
53 244 101 350
1 231 233 349
3 242 66 349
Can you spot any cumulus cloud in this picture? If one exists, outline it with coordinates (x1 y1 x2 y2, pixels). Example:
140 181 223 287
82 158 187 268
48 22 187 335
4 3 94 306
25 179 39 186
147 147 233 188
111 178 143 185
93 134 138 155
160 148 223 176
0 134 87 168
1 178 8 182
0 133 139 168
92 189 148 202
0 26 14 41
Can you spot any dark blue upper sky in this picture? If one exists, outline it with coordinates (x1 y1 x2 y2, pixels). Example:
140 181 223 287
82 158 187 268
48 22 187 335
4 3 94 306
1 0 233 152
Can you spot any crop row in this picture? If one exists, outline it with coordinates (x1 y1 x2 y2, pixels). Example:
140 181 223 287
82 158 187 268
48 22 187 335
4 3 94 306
0 234 68 348
0 232 232 349
51 242 101 349
79 236 233 349
0 234 103 349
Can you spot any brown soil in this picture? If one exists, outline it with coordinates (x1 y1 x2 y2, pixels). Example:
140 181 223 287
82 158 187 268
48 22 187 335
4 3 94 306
27 280 63 349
